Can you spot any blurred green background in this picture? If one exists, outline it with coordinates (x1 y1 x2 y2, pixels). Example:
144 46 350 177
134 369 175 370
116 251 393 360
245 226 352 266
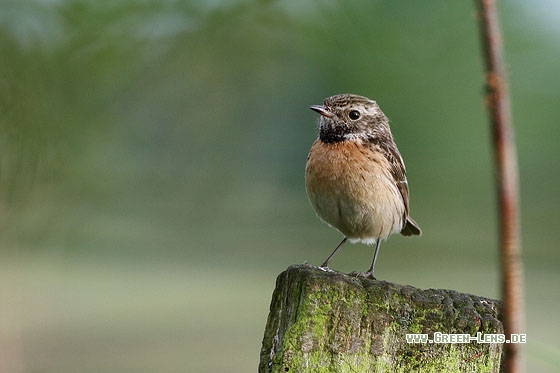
1 1 558 372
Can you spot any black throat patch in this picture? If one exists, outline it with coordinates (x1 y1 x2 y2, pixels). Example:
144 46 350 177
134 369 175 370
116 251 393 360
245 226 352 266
319 125 347 144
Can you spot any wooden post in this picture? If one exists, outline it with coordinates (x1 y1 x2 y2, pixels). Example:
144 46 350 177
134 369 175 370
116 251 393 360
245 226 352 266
260 265 504 372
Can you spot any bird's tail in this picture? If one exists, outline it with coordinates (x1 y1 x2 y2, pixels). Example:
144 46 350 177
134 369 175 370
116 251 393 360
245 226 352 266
401 217 422 236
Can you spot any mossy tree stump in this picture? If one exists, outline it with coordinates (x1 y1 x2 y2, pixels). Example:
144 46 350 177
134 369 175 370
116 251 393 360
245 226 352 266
259 264 503 372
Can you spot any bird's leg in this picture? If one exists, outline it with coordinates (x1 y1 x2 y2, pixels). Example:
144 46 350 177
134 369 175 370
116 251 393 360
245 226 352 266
363 240 382 279
320 237 347 268
350 240 382 280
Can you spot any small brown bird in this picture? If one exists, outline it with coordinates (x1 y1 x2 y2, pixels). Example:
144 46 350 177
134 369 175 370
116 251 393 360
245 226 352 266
306 93 421 279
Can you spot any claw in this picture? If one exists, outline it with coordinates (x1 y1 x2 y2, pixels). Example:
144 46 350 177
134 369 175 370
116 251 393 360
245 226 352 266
349 271 376 280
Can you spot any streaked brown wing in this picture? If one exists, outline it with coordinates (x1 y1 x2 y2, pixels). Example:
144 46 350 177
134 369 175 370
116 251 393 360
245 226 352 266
380 142 410 216
381 141 422 235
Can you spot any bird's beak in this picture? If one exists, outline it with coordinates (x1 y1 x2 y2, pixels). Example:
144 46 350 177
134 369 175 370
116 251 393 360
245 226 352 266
309 105 335 118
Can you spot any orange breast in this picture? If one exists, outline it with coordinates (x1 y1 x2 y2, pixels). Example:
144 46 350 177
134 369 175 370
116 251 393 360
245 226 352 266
305 139 405 242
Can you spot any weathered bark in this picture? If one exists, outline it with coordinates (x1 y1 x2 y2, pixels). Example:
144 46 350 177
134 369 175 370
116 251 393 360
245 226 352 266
260 264 503 372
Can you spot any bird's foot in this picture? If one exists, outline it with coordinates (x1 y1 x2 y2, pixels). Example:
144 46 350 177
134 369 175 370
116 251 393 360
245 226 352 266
318 265 335 273
349 270 376 280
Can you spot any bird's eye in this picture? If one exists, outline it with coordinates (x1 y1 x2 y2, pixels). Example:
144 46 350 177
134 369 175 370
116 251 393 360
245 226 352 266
349 110 360 120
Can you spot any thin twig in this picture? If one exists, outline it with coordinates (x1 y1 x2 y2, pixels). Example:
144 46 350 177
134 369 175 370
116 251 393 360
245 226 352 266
474 0 524 372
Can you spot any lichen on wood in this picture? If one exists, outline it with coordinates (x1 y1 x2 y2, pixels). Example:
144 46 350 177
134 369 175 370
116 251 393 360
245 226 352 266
259 264 503 372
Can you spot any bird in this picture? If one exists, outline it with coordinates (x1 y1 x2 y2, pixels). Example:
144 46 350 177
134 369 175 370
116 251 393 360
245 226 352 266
305 93 421 279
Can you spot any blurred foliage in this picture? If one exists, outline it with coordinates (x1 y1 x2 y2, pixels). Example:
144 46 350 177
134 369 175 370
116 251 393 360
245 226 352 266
0 0 559 372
